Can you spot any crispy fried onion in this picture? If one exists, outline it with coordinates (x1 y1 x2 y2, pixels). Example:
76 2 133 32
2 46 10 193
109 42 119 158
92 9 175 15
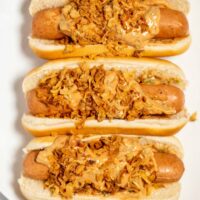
34 63 177 127
59 0 172 54
43 135 166 198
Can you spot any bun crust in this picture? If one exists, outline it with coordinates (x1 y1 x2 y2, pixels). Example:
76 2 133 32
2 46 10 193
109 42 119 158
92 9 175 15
19 176 180 200
19 135 183 200
29 36 191 60
29 0 189 16
24 135 184 158
22 113 188 137
23 57 186 93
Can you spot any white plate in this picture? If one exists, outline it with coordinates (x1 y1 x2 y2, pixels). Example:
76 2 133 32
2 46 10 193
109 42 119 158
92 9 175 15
0 1 200 200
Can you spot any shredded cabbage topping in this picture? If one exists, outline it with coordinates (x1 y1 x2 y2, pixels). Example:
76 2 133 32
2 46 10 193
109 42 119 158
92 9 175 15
43 135 167 198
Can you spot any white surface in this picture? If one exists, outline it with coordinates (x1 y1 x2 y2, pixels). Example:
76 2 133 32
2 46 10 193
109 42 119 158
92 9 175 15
0 1 199 200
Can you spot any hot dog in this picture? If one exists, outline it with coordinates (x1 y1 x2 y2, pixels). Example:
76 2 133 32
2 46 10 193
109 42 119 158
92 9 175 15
19 135 184 200
22 57 188 136
28 0 190 59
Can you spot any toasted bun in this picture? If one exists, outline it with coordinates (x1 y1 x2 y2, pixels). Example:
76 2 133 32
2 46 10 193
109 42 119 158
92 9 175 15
19 176 180 200
23 135 184 158
19 135 183 200
22 58 188 137
28 0 190 59
23 57 186 92
22 111 188 137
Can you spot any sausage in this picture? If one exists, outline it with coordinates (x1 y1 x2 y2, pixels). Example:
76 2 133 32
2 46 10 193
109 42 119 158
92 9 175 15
155 8 189 39
154 152 184 183
27 84 184 116
32 8 188 40
27 88 58 116
23 150 49 180
23 150 183 183
26 88 49 115
32 8 65 40
141 84 184 113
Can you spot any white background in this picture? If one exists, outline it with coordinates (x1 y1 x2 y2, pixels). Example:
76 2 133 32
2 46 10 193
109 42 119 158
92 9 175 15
0 1 200 199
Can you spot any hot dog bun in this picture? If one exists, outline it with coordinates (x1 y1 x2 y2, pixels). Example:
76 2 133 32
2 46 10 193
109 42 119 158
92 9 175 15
28 37 191 60
19 135 183 200
28 0 190 59
22 57 188 137
29 0 189 16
